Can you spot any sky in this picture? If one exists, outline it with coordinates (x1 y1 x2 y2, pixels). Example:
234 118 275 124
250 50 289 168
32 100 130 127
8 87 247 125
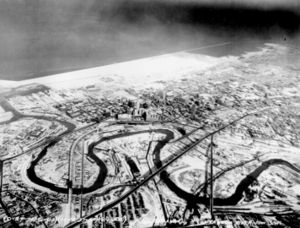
0 0 299 80
160 0 299 7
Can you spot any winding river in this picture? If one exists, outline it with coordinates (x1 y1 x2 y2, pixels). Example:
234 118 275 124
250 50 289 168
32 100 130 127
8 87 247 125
26 129 171 194
152 131 300 206
27 126 300 206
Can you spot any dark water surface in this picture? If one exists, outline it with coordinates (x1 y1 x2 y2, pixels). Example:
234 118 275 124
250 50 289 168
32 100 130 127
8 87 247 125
0 0 299 80
26 125 300 206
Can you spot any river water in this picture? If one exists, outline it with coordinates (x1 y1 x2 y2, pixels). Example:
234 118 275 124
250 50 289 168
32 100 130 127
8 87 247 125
27 127 300 207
